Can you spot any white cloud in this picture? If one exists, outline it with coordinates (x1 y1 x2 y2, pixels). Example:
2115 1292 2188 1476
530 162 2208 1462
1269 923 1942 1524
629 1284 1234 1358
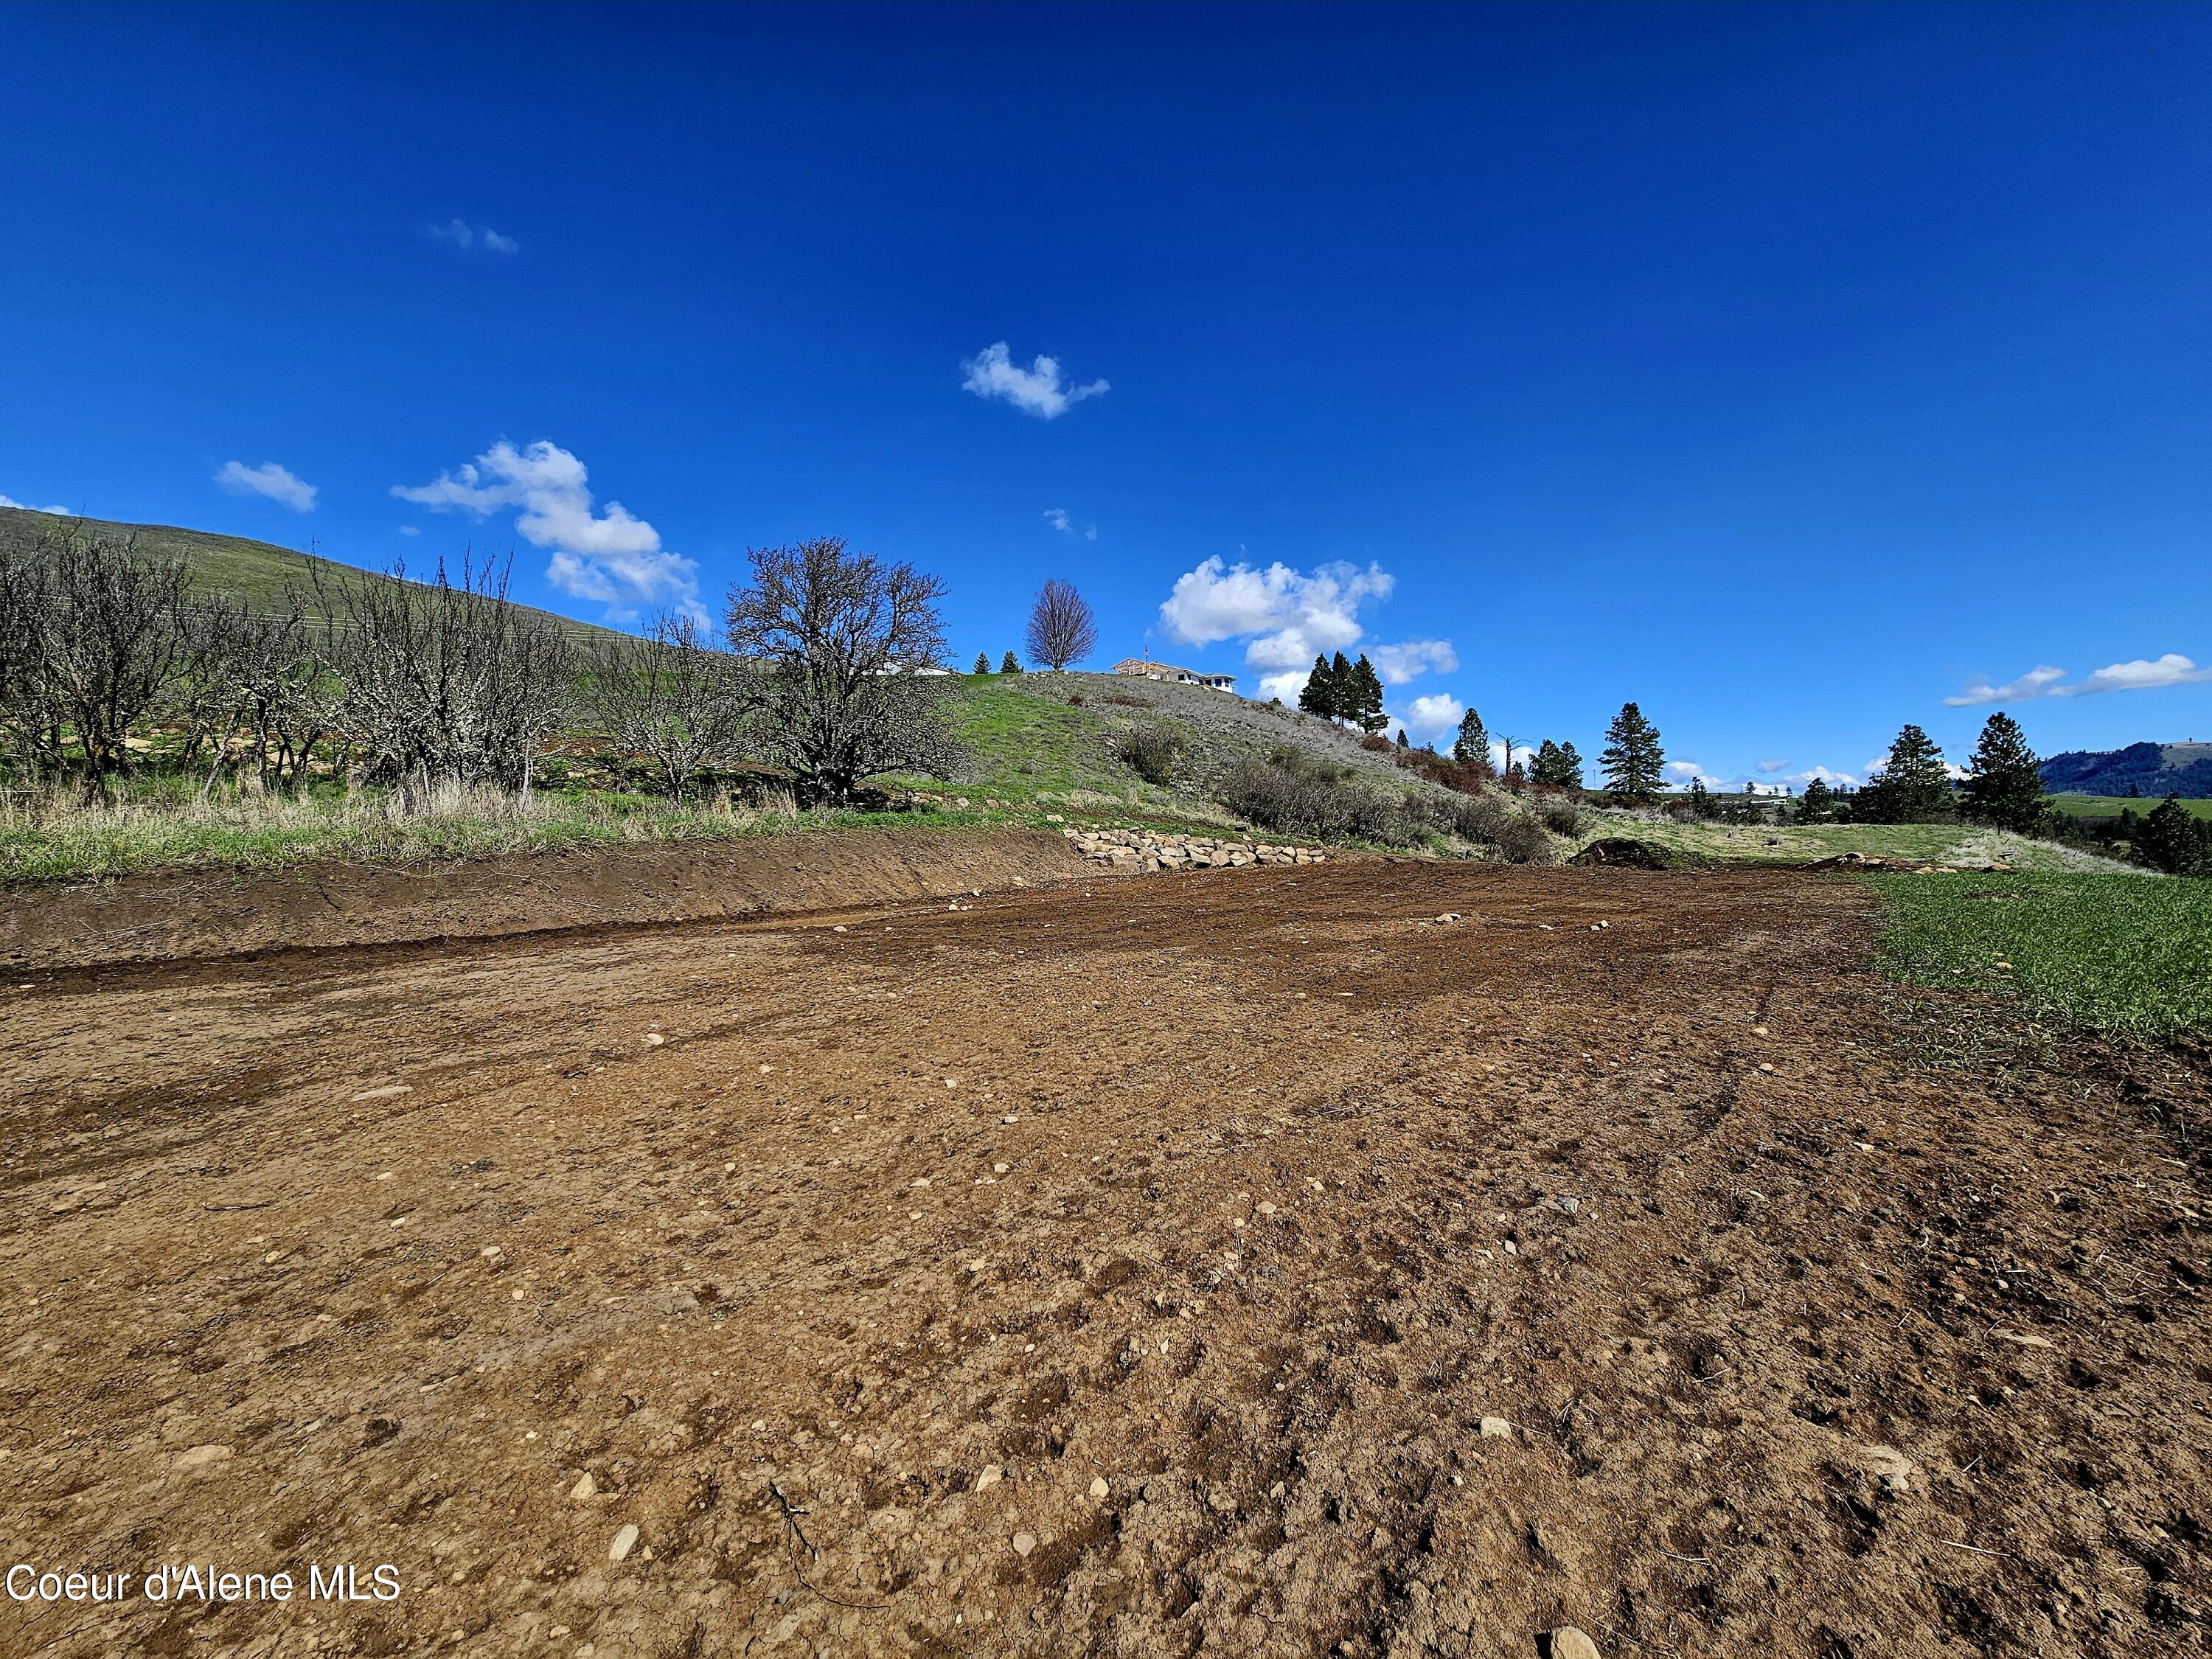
1043 507 1071 533
1946 655 2212 705
1256 669 1309 704
1492 740 1535 772
2056 654 2212 697
0 493 68 514
1756 758 1789 773
425 219 519 254
961 342 1108 420
392 439 700 621
1368 639 1458 686
1392 693 1464 741
397 524 420 537
1944 664 2067 706
1159 554 1398 677
216 460 316 512
1666 759 1723 787
1785 765 1860 790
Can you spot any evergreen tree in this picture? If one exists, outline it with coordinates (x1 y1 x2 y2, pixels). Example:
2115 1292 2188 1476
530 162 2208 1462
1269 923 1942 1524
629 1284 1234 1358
1298 653 1337 720
1958 711 2047 832
1530 738 1585 790
1453 708 1492 776
974 651 992 675
2139 795 2211 875
1395 727 1409 749
1001 650 1022 674
1688 777 1718 819
1600 702 1665 802
1329 651 1355 724
1350 654 1388 734
1798 776 1835 822
1857 724 1952 823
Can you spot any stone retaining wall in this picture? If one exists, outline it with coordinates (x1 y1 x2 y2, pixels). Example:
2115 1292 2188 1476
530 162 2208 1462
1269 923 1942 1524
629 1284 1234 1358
1063 827 1326 872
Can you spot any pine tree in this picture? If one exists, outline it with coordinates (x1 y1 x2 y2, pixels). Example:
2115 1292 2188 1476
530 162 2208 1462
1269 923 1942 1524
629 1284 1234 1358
974 651 992 675
1329 652 1355 725
1600 702 1665 802
2139 795 2211 875
1395 727 1409 749
1857 724 1952 823
1453 708 1491 776
1688 777 1718 819
1798 776 1835 822
1958 712 2047 832
1530 739 1584 790
1001 650 1021 674
1298 654 1336 720
1351 654 1388 734
1557 740 1585 790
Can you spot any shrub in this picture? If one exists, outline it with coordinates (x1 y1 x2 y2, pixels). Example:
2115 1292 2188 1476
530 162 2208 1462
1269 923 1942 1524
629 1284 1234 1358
1434 790 1510 846
1118 721 1184 785
1494 812 1557 866
1537 796 1585 837
1219 756 1422 846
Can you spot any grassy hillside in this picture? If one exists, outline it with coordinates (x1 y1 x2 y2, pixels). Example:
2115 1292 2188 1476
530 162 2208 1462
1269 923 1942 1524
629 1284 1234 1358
0 506 623 648
1575 813 2132 873
2051 792 2212 821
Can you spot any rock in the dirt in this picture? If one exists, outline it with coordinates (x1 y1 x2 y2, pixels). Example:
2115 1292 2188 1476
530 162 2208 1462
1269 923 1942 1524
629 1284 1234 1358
1550 1628 1601 1659
1011 1530 1037 1557
1089 1476 1110 1499
1861 1444 1916 1495
174 1444 233 1471
608 1523 640 1562
1479 1416 1513 1439
975 1464 1003 1492
571 1472 597 1501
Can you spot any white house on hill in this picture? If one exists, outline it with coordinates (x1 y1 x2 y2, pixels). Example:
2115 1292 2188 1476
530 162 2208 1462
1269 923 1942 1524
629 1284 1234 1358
1113 655 1236 691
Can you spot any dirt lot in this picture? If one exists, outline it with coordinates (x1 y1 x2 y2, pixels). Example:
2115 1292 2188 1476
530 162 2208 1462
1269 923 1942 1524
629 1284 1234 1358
3 855 2210 1657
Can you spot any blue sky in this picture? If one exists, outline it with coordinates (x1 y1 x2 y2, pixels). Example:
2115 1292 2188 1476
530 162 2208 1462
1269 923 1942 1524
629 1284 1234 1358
2 3 2207 787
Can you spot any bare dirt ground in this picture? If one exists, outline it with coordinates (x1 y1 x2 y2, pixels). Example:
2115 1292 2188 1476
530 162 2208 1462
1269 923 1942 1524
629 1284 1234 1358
4 858 2210 1658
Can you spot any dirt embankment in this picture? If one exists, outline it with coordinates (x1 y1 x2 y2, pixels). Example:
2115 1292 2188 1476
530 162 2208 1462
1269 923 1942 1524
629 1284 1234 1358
0 827 1095 970
3 862 2208 1656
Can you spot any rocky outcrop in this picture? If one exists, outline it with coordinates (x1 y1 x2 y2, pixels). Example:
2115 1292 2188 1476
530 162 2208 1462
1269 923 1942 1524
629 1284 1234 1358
1063 827 1326 872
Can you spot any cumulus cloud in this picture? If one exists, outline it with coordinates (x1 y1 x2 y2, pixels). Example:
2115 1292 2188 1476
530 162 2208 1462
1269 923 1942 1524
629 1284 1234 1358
392 439 700 621
1666 759 1724 787
1492 740 1535 772
1158 554 1403 672
961 342 1108 419
1785 765 1860 790
1946 655 2212 705
1043 508 1098 540
1368 639 1458 686
1944 665 2067 706
0 493 68 514
216 460 316 512
397 525 420 537
425 219 520 254
1391 692 1465 742
1756 758 1789 773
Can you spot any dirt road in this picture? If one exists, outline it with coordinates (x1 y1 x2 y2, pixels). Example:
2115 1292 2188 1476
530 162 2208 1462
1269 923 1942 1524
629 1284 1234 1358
3 861 2208 1656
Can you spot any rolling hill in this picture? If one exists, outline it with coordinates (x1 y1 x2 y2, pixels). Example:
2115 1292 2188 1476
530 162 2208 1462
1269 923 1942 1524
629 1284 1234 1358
2040 740 2212 800
0 506 625 647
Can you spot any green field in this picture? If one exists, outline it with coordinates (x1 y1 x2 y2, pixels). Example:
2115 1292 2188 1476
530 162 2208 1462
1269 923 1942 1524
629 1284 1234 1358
2049 791 2212 821
1588 815 2126 873
1868 871 2212 1042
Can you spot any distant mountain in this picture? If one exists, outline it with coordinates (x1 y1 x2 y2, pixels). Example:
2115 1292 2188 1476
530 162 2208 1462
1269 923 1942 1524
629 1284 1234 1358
0 506 623 648
2041 740 2212 799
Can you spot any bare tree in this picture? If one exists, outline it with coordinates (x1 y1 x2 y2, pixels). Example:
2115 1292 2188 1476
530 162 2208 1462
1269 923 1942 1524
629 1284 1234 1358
586 611 749 798
0 538 66 778
1025 577 1098 672
724 537 960 800
316 553 574 810
13 526 192 796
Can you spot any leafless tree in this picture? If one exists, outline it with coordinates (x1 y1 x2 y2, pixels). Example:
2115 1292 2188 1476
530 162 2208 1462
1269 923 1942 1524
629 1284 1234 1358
8 526 192 796
1025 577 1098 672
0 538 66 778
586 611 750 798
316 553 574 810
724 537 961 800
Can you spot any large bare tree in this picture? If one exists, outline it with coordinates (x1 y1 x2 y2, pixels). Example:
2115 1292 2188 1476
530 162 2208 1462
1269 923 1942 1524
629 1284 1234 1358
586 611 749 799
724 537 959 800
1025 577 1098 672
315 553 574 810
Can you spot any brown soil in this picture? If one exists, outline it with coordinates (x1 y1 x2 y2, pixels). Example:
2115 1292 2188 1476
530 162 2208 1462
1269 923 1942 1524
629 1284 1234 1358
3 858 2208 1657
0 827 1092 970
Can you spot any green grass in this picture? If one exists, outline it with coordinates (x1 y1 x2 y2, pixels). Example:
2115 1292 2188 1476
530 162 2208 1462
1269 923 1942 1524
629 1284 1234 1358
1868 871 2212 1042
2049 792 2212 821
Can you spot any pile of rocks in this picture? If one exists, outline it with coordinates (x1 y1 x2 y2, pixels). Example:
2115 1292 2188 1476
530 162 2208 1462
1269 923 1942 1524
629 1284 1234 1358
1064 827 1326 872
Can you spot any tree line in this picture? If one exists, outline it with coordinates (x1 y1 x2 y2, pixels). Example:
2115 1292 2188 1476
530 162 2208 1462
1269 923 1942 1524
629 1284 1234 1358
0 524 1016 807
